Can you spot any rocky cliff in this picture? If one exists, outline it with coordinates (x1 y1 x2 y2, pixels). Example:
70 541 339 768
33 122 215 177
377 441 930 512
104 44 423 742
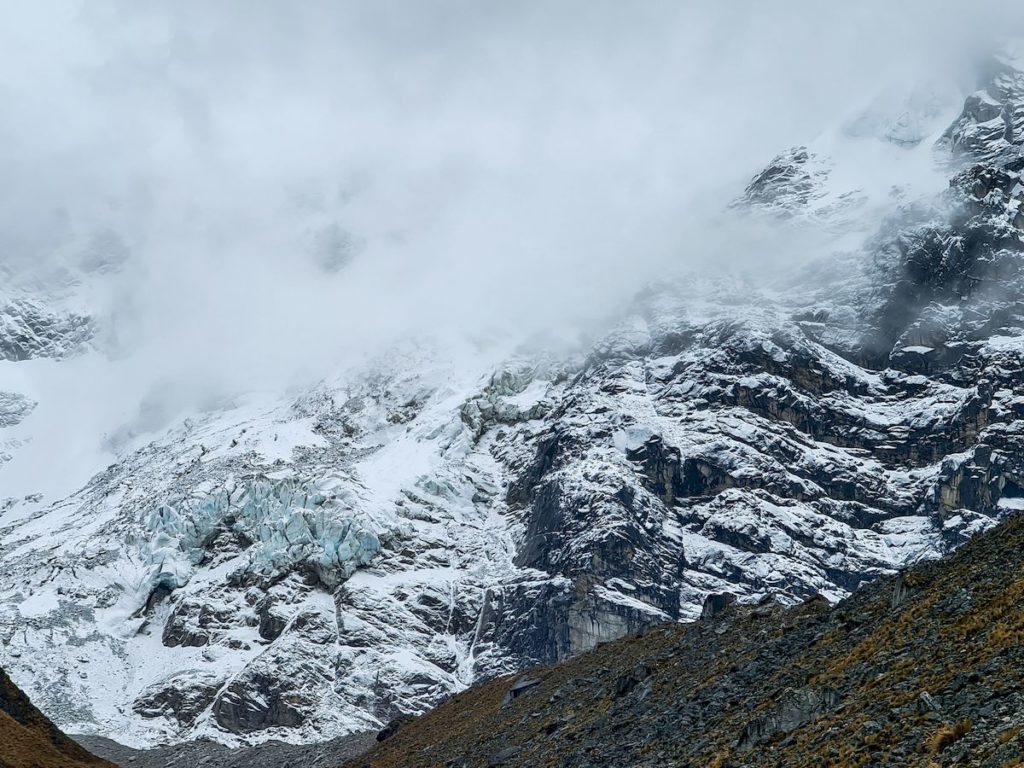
344 513 1024 768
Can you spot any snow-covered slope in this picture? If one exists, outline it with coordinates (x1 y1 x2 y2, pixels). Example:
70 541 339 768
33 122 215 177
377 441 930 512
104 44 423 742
3 51 1024 749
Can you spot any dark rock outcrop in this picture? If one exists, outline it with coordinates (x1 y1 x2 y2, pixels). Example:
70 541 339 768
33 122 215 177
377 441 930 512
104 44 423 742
700 592 737 620
74 731 376 768
133 672 221 726
344 514 1024 768
735 686 840 750
212 670 308 733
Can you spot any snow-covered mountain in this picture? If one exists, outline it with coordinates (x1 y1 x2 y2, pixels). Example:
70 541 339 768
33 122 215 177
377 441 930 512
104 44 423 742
3 45 1024 750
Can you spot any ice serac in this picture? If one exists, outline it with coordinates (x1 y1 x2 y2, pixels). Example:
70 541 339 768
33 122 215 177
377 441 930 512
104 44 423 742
143 478 382 594
2 52 1024 749
0 392 35 429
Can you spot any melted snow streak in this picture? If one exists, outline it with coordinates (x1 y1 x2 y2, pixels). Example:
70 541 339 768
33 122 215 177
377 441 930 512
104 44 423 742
3 4 1024 751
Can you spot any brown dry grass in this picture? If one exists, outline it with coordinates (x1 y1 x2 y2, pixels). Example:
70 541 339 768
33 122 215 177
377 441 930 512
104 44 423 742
927 720 972 754
0 670 114 768
346 517 1024 768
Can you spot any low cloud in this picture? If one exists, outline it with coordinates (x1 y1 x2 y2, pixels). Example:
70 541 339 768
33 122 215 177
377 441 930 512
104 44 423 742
2 0 1024 460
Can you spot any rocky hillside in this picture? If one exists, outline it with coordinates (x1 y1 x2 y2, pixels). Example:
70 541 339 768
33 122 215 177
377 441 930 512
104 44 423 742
72 732 374 768
0 666 114 768
2 46 1024 751
345 513 1024 768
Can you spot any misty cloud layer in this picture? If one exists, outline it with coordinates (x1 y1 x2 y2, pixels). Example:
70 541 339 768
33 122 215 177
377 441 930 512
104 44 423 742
3 0 1024 483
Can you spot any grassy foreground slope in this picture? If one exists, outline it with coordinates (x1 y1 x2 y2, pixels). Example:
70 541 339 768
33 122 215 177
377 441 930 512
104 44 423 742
0 667 114 768
347 515 1024 768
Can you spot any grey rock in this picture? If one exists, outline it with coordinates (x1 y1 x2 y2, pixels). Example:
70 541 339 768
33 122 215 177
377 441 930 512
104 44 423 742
890 572 912 610
701 593 737 621
917 691 942 714
133 671 222 726
212 671 308 733
614 665 651 699
487 746 521 766
501 677 542 707
73 732 376 768
736 686 840 751
376 714 416 742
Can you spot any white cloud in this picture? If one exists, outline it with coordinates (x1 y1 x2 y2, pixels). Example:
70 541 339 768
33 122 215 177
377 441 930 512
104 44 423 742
1 0 1023 477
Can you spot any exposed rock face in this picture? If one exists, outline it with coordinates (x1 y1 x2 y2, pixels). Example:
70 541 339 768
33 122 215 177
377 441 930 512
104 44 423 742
210 607 339 733
74 732 377 768
700 592 736 620
489 136 1024 663
132 671 222 726
344 515 1024 768
736 146 833 215
3 52 1024 750
212 671 308 733
733 145 867 225
939 49 1024 161
736 686 840 750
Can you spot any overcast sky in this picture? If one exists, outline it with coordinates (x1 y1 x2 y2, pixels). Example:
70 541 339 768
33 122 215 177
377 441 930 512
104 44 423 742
3 1 1024 492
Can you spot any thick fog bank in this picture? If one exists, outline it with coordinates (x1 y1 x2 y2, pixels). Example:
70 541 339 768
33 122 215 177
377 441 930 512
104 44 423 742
2 1 1024 496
